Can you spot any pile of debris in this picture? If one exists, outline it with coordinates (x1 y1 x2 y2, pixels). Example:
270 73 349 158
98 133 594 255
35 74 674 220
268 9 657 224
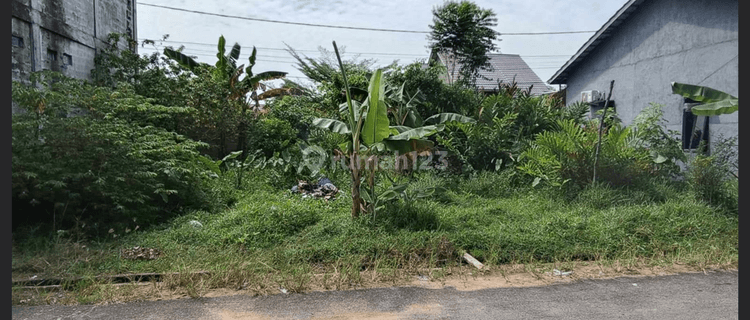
291 177 339 200
121 246 163 260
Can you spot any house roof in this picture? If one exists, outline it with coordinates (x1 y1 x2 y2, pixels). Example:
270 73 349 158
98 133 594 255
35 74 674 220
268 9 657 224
548 0 647 84
431 51 551 95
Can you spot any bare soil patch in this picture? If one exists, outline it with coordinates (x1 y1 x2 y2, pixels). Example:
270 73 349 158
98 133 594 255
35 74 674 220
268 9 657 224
13 260 736 307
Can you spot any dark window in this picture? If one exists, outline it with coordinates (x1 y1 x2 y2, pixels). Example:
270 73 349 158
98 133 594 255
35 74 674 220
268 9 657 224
682 105 709 151
47 49 57 62
589 100 615 119
62 53 72 65
12 35 24 48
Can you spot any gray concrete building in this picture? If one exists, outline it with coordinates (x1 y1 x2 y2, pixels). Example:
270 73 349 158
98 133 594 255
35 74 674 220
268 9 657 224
11 0 137 85
548 0 738 153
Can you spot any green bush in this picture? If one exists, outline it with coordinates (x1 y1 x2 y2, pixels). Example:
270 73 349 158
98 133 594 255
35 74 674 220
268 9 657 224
435 89 575 173
519 118 649 187
265 95 321 140
518 104 684 188
247 117 298 158
387 62 483 119
12 72 218 232
686 136 738 212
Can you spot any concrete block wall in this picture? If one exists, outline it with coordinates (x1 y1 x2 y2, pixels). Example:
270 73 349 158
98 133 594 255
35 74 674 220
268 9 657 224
563 0 738 151
11 0 137 85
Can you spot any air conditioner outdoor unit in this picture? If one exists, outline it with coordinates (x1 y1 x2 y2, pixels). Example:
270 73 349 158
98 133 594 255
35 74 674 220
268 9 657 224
580 90 603 103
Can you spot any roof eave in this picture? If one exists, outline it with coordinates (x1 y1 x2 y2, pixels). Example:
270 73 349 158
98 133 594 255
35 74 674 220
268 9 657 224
547 0 646 85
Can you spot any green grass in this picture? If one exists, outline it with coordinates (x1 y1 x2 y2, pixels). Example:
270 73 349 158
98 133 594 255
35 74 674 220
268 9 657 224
12 171 738 304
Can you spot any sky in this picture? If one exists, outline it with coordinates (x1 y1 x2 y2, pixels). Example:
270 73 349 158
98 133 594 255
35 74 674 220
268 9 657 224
135 0 629 88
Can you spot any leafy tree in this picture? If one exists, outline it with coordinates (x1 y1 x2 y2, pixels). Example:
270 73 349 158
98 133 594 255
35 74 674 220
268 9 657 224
386 62 484 117
12 71 217 232
164 36 289 160
90 33 195 134
286 45 381 117
428 0 499 85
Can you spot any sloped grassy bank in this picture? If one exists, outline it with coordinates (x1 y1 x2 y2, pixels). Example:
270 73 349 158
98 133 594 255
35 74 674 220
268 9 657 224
12 173 738 304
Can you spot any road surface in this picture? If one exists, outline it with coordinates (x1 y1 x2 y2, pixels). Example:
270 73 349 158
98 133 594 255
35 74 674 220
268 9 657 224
12 271 737 319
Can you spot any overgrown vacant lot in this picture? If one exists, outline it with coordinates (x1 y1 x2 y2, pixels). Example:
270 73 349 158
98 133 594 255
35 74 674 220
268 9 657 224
12 172 738 305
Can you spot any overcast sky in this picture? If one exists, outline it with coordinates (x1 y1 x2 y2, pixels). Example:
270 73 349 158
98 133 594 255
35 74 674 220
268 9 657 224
135 0 628 87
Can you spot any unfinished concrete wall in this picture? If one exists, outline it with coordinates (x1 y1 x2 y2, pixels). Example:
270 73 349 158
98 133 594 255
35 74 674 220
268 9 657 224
564 0 738 150
11 0 138 84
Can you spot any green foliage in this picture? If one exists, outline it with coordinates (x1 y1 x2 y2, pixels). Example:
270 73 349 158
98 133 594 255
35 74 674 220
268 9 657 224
265 95 322 140
518 117 655 188
387 62 484 117
685 136 738 212
629 103 685 174
286 45 378 117
519 103 686 189
247 117 298 158
671 82 738 116
435 90 565 172
428 1 498 85
560 101 590 125
162 35 288 161
90 33 193 110
12 72 217 232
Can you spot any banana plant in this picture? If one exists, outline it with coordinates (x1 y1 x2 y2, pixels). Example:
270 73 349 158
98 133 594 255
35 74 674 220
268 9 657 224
313 41 474 218
671 82 738 155
164 36 289 163
671 82 738 116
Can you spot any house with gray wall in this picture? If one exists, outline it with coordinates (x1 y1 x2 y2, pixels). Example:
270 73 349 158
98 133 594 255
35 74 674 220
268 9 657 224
11 0 137 87
548 0 738 153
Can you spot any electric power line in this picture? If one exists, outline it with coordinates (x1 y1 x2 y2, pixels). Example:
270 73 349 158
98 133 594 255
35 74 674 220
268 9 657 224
142 47 566 70
140 38 575 59
137 2 596 35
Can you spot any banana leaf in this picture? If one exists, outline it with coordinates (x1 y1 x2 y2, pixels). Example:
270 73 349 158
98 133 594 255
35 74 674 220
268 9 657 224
424 112 476 125
389 126 413 134
690 99 738 116
257 88 294 100
362 70 390 146
671 82 738 116
215 36 227 73
386 125 445 141
312 118 351 134
163 48 200 71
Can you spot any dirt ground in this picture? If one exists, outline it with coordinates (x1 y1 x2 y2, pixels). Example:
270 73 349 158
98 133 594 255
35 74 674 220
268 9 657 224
13 260 736 306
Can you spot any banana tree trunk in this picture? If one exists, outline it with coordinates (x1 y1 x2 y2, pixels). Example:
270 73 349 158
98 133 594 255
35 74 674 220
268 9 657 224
350 153 362 218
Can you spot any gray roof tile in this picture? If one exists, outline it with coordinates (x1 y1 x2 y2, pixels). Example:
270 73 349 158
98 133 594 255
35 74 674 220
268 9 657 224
437 52 551 95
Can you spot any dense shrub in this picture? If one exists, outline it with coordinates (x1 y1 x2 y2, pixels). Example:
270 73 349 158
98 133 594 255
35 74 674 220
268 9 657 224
435 89 571 172
247 117 298 158
519 119 648 187
518 104 684 188
12 71 220 232
387 62 483 118
686 136 738 212
265 95 321 140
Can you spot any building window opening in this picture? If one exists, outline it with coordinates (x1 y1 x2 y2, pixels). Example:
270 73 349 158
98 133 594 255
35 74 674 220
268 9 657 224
47 49 58 63
62 53 72 66
682 99 710 152
12 35 24 48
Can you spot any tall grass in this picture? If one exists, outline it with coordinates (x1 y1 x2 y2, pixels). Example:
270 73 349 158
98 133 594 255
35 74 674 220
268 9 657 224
13 170 737 304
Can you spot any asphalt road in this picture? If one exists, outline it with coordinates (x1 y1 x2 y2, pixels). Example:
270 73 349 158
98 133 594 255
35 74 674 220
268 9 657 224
12 271 738 320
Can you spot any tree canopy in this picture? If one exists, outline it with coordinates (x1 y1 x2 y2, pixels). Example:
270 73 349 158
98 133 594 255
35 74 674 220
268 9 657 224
428 1 499 86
